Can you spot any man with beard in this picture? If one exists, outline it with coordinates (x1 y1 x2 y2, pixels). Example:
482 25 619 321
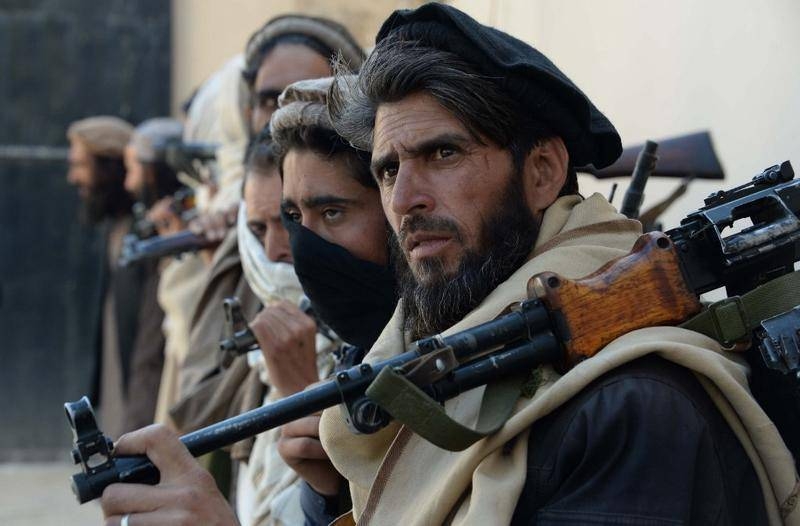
67 116 134 224
315 4 795 525
124 118 185 209
97 5 797 526
66 116 162 437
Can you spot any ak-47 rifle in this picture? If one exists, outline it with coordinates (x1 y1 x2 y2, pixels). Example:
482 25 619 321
118 230 215 267
580 131 724 180
218 296 337 368
65 161 800 504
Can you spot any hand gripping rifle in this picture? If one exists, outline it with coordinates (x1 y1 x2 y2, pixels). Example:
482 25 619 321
218 297 339 368
65 161 800 504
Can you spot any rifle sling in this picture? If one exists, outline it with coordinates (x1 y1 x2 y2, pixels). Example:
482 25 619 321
367 270 800 451
366 366 526 451
680 270 800 347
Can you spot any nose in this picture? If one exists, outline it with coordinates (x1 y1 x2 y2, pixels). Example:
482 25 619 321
265 222 293 264
389 161 435 217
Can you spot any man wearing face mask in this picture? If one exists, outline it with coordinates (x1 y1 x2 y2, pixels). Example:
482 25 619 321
236 133 341 526
97 77 399 526
175 14 366 409
269 77 398 524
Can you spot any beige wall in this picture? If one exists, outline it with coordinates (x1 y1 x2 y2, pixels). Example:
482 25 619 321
452 0 800 230
171 0 426 114
174 0 800 230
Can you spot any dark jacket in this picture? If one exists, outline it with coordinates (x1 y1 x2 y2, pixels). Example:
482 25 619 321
303 356 768 526
96 216 165 433
511 355 767 525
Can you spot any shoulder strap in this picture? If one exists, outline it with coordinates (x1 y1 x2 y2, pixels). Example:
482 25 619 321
366 366 527 451
680 270 800 347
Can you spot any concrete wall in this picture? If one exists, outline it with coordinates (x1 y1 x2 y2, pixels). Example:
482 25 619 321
171 0 427 114
452 0 800 229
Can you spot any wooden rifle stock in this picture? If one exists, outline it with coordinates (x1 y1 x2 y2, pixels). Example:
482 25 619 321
580 131 724 180
528 232 702 368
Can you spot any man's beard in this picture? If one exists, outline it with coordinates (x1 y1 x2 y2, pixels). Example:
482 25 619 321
79 172 132 224
394 175 540 340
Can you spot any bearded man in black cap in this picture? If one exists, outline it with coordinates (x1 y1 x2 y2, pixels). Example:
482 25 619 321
100 5 797 525
318 4 787 525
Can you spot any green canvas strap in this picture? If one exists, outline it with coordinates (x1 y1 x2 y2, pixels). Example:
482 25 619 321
680 270 800 346
366 365 526 451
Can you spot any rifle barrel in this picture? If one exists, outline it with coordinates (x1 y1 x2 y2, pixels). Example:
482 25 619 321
119 230 214 266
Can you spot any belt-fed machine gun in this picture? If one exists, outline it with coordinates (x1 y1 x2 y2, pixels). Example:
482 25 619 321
65 161 800 503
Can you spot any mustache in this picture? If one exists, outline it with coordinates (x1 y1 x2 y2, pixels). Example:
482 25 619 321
397 214 464 247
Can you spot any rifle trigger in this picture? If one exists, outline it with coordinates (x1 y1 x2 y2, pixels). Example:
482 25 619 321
400 347 459 386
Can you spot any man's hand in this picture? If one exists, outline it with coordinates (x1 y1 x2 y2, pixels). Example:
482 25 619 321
147 197 186 236
188 204 239 264
277 415 342 496
250 300 318 398
100 425 237 526
188 205 239 243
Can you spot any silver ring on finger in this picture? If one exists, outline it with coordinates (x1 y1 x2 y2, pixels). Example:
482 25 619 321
121 514 131 526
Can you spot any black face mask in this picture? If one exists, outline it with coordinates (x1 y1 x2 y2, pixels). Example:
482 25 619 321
282 212 398 350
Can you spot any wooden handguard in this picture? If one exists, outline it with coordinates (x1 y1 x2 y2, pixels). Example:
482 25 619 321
527 232 702 368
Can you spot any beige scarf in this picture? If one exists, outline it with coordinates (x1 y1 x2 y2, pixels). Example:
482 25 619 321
153 254 207 427
319 193 799 525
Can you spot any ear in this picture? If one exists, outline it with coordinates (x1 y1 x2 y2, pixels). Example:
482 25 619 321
520 136 569 216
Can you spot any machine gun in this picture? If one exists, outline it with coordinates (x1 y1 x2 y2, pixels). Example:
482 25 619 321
65 161 800 503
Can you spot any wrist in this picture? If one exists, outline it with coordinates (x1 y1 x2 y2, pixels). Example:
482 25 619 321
308 474 341 497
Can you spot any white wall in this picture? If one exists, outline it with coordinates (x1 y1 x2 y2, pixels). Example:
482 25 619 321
452 0 800 229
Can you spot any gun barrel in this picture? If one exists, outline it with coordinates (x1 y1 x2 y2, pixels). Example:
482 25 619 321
119 230 214 266
620 140 659 219
68 300 555 503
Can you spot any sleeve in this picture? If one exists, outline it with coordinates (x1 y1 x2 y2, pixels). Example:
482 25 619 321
517 372 728 526
300 480 351 526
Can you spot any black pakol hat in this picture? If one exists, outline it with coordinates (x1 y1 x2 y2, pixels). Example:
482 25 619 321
376 3 622 169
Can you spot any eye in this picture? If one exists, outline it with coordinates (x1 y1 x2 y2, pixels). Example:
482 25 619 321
434 146 456 160
256 93 278 111
378 163 399 183
284 209 302 223
248 223 266 239
322 208 343 222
